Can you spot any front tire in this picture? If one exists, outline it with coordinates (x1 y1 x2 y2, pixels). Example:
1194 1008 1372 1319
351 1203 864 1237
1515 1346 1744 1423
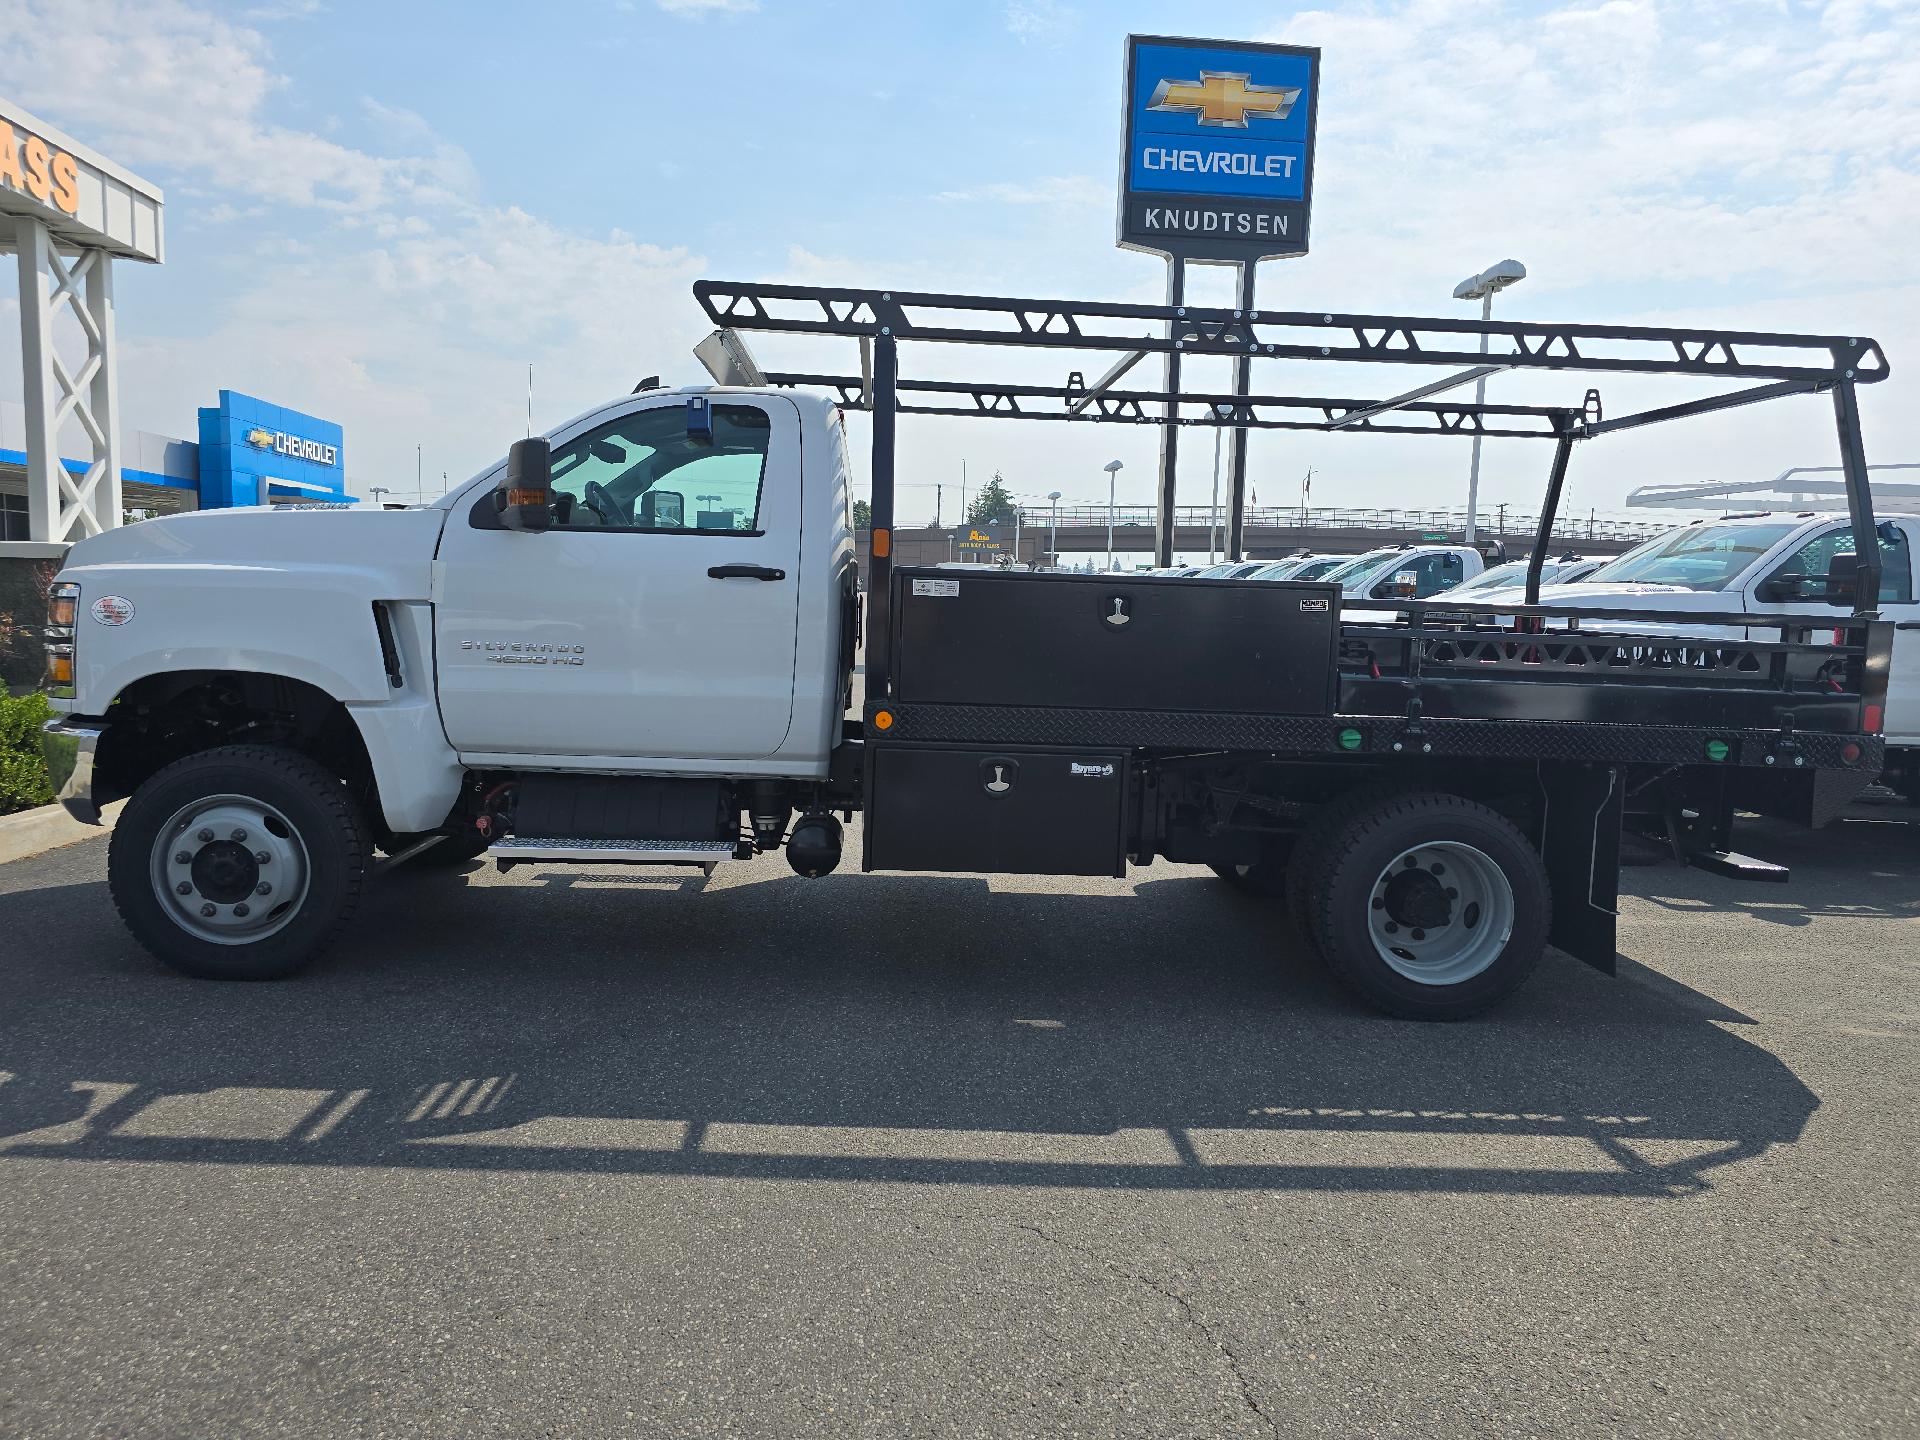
108 745 368 980
1306 791 1549 1021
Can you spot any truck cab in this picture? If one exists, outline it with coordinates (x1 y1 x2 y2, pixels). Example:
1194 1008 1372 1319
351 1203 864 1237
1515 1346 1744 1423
431 387 856 775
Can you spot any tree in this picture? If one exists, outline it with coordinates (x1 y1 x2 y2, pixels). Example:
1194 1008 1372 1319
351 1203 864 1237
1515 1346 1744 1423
967 471 1018 526
852 499 872 529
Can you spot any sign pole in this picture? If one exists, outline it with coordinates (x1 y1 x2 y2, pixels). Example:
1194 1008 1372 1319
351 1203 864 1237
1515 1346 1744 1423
1154 255 1186 568
1225 258 1257 562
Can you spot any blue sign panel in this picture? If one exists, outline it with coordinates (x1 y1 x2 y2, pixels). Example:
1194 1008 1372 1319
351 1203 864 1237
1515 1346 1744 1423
1119 35 1320 260
196 390 347 508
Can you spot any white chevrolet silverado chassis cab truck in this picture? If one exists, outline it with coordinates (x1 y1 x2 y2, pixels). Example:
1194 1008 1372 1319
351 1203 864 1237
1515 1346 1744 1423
32 372 1894 1022
42 387 860 981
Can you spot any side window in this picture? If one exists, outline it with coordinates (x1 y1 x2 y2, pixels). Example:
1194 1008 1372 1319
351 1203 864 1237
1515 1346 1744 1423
1766 526 1912 604
1418 553 1465 597
1379 554 1462 597
543 404 771 533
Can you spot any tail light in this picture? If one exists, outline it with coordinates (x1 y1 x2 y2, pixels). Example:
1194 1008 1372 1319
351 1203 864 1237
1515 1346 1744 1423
1863 704 1883 735
44 582 79 698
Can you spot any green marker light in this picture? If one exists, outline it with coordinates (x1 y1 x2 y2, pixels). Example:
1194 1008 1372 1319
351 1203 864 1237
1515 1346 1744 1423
1705 739 1730 762
1338 728 1364 751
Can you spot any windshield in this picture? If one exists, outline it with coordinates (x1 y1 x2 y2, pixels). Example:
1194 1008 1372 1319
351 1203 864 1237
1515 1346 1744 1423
1317 549 1395 585
1291 557 1343 579
1447 559 1531 595
1582 522 1798 591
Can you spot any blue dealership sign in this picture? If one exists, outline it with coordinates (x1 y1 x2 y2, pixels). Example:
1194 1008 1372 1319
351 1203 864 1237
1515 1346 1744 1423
1119 35 1320 261
196 390 347 508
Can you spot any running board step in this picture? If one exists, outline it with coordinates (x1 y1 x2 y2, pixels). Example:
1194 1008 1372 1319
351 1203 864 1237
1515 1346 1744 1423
489 837 743 868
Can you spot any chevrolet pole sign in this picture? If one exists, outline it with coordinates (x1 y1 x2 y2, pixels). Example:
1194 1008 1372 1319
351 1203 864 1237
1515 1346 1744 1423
1118 35 1320 262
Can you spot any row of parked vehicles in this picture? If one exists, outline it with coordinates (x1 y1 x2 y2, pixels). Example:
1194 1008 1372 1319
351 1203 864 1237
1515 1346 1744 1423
1150 545 1606 598
1144 508 1919 799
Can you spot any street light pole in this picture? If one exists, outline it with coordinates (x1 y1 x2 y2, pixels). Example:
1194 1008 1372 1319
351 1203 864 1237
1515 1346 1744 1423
1104 459 1125 571
1047 490 1061 569
1209 425 1223 564
1452 259 1527 546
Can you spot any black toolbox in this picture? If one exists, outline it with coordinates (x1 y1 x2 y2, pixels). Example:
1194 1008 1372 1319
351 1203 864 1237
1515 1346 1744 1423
864 744 1128 877
888 567 1339 715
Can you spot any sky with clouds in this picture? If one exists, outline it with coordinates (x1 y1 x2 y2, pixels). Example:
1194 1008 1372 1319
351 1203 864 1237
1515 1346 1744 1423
1 0 1916 526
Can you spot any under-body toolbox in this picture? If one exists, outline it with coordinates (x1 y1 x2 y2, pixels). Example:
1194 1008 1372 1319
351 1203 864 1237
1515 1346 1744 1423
864 744 1128 877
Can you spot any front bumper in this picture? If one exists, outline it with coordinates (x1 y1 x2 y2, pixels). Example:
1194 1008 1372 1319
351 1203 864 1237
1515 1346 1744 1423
40 716 107 824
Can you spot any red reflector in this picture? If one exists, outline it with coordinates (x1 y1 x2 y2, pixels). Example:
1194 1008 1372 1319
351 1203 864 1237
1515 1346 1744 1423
1832 628 1846 646
1863 704 1884 735
1842 743 1862 764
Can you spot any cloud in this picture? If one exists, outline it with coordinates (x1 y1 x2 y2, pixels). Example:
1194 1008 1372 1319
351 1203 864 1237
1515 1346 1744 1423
655 0 759 15
0 0 710 497
1003 1 1075 44
933 176 1106 207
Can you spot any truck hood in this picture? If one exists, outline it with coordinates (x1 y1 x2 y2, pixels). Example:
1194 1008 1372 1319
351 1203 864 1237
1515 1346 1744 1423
60 504 449 602
1456 581 1727 612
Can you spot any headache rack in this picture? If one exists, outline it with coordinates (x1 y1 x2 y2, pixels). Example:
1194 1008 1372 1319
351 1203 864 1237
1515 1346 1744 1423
693 280 1890 699
692 279 1890 762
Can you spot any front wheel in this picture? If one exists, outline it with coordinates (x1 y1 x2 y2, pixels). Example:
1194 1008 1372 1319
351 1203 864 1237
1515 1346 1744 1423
1305 791 1549 1021
108 745 368 980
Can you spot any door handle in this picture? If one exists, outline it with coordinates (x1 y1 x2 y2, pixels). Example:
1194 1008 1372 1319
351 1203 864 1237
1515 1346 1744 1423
708 564 786 581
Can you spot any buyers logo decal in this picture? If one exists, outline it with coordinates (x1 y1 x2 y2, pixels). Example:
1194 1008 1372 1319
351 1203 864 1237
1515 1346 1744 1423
1070 761 1116 778
1147 72 1300 128
90 595 134 626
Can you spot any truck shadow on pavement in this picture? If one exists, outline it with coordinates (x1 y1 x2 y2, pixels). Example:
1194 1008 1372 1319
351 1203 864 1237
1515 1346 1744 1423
0 835 1853 1203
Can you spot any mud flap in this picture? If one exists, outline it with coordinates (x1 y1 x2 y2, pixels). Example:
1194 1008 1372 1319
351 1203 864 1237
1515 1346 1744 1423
1533 764 1623 974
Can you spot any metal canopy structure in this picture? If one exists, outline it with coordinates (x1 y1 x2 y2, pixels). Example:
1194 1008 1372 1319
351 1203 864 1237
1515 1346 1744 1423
690 280 1890 695
1 97 166 549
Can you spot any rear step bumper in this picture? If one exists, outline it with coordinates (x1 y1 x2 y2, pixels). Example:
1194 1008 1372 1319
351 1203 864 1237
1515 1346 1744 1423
489 837 742 867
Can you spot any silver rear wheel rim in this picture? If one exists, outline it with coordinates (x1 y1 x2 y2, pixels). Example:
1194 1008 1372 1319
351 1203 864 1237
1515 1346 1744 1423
149 793 311 945
1365 840 1514 987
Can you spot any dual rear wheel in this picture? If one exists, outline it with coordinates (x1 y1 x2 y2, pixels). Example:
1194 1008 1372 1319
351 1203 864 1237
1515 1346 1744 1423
1217 790 1550 1020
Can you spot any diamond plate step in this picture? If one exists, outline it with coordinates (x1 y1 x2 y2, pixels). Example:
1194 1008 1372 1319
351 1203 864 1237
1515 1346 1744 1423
488 837 740 865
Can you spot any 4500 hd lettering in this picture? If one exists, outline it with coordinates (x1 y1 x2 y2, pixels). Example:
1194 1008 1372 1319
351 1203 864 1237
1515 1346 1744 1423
40 282 1894 1019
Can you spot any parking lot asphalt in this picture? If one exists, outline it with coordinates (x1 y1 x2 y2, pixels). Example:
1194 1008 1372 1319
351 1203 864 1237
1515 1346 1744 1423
2 798 1917 1439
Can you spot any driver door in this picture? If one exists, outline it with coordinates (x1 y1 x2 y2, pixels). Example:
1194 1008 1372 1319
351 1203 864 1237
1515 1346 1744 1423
434 394 804 763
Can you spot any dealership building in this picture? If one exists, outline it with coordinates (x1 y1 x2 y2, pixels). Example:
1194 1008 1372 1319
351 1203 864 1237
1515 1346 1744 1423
0 390 349 541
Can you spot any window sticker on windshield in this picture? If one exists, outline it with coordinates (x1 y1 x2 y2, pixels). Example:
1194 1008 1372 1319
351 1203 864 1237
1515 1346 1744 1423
912 579 960 597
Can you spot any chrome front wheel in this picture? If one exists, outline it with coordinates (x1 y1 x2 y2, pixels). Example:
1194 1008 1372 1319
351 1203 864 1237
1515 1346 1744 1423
110 745 367 980
148 794 312 944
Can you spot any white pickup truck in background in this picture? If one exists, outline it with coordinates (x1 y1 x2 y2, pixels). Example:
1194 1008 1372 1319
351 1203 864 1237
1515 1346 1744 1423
1318 544 1487 599
1463 512 1920 797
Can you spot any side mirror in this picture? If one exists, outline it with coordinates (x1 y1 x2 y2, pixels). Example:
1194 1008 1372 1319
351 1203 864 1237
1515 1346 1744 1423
1378 570 1418 599
494 437 552 532
1754 575 1802 604
1825 552 1860 608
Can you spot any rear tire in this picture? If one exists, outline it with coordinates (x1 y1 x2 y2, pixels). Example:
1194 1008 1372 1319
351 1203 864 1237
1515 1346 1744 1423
1285 784 1401 938
108 745 368 981
1306 791 1549 1021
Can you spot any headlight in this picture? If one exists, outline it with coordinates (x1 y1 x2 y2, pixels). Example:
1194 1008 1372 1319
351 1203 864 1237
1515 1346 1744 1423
44 582 79 698
47 581 79 630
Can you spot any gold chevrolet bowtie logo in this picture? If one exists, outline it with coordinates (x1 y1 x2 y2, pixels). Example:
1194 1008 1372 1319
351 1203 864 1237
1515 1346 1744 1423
1147 71 1300 128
